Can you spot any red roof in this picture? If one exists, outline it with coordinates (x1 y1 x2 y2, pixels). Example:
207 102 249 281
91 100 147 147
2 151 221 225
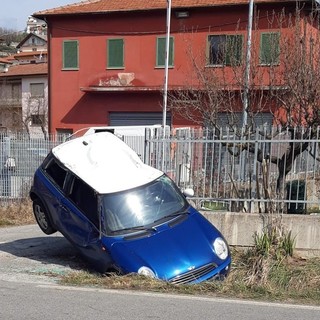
14 51 47 59
33 0 298 16
0 58 12 64
0 63 47 77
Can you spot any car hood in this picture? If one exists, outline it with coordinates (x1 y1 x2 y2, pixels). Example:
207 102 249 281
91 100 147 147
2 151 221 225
104 211 227 281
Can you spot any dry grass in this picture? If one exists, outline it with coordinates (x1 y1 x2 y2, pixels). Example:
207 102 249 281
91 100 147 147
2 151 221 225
0 200 35 227
58 248 320 305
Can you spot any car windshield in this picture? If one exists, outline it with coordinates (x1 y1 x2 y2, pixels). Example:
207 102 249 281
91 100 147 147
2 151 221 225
101 174 188 235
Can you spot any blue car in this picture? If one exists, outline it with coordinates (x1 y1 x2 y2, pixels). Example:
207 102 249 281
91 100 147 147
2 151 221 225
30 131 231 284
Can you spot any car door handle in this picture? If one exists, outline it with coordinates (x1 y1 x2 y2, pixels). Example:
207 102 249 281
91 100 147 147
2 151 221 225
59 204 68 212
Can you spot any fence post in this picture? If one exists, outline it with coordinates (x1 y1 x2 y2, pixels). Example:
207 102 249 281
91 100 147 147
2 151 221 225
144 128 151 166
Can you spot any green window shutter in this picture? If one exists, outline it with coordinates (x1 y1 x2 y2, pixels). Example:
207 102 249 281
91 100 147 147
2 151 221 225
234 35 243 65
260 32 280 65
157 37 174 67
107 39 124 68
168 37 174 66
225 35 243 66
63 40 78 69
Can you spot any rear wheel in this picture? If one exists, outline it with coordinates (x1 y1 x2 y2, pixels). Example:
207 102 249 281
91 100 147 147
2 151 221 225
32 198 56 235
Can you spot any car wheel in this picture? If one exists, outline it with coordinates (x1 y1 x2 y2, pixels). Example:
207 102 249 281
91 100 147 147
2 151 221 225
33 199 56 235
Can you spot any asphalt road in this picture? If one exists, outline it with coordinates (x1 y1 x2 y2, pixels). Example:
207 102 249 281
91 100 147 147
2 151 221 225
1 225 320 320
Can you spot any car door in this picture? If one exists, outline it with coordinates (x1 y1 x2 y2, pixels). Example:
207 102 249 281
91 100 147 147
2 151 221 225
59 173 100 248
40 156 69 230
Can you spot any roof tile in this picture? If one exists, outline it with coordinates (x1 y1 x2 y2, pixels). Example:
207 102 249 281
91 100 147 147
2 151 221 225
33 0 296 16
0 58 12 64
0 63 47 77
14 51 47 59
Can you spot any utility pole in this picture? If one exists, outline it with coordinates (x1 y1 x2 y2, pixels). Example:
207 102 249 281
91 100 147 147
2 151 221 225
242 0 254 129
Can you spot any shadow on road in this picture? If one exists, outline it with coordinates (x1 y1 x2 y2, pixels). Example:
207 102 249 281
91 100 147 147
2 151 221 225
0 235 89 271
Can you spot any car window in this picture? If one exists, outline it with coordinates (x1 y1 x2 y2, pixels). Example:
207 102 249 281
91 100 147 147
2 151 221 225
44 157 68 189
68 175 99 227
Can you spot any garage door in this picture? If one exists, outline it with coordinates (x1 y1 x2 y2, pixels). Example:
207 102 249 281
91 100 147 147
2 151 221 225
109 112 171 126
217 112 273 131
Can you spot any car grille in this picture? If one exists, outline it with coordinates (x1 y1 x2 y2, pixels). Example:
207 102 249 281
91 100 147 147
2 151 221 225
169 263 217 285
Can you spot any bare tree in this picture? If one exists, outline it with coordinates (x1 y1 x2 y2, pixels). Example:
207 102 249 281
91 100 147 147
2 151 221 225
168 5 320 213
23 93 48 139
264 8 320 209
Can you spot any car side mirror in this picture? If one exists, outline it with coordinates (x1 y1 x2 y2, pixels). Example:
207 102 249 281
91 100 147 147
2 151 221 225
183 188 194 197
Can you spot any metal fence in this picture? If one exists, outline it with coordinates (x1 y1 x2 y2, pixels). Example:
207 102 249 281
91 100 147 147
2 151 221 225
0 133 67 204
144 126 320 214
1 127 320 214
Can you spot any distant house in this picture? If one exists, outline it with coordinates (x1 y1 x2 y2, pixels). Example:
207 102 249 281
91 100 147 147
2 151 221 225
16 33 47 54
32 0 320 134
0 62 48 135
26 16 47 36
0 25 48 135
9 51 47 64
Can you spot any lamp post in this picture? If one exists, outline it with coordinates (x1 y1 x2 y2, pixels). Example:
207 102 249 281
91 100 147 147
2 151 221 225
162 0 172 132
161 0 172 171
242 0 254 129
240 0 254 183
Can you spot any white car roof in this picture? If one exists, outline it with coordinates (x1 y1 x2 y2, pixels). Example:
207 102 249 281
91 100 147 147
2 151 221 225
52 132 163 194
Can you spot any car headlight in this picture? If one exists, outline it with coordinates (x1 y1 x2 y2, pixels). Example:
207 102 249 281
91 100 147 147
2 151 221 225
213 237 228 260
138 266 156 278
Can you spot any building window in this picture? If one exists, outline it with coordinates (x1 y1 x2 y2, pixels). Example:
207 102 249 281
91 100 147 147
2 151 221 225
63 40 79 70
56 129 73 142
30 83 44 98
31 114 45 126
10 82 21 99
208 34 243 66
107 39 124 69
260 32 280 65
156 36 174 67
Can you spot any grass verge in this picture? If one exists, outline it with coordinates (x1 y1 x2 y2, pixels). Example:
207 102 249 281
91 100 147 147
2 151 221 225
0 200 35 227
58 248 320 306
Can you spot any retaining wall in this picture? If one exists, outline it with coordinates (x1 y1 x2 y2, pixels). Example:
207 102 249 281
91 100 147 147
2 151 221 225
201 211 320 257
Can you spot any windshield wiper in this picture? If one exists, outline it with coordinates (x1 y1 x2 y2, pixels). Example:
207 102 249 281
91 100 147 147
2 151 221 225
110 225 156 234
165 210 189 218
153 209 189 224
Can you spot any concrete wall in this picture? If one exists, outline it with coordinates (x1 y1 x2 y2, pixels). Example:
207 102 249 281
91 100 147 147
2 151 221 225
201 211 320 257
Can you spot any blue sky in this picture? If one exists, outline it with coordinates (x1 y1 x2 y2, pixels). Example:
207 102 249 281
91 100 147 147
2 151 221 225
0 0 82 31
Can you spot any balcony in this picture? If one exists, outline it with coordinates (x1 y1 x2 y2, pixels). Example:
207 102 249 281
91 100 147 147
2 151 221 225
0 98 22 108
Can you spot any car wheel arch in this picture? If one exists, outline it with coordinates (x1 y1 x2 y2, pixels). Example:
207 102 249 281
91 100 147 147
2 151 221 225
32 195 57 235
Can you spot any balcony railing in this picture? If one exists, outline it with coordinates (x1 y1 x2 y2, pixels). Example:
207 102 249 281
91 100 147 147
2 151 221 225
0 98 22 107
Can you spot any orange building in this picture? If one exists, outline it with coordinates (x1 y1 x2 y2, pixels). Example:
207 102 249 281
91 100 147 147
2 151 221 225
33 0 318 134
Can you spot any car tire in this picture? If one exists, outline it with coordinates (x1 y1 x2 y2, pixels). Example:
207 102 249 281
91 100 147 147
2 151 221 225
32 198 56 235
